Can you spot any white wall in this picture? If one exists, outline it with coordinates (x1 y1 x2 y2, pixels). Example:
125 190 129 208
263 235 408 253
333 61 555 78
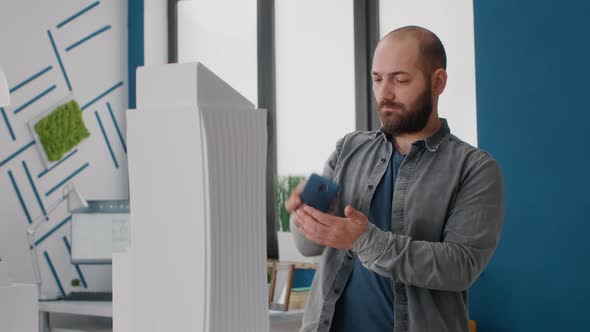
275 0 356 176
0 0 128 297
177 0 258 105
144 0 168 66
379 0 478 146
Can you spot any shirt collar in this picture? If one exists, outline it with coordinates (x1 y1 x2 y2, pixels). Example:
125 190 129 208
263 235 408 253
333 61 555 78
372 118 451 152
421 118 451 152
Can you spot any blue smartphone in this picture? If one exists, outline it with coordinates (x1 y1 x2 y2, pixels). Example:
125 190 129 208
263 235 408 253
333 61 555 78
300 174 340 213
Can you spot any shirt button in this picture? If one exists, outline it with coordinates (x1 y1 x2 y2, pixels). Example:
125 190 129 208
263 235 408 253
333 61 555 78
324 320 330 326
380 157 386 163
368 184 374 190
334 289 340 294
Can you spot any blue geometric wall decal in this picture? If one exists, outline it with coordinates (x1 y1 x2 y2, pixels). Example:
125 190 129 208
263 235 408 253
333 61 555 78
9 65 53 94
44 251 65 297
47 30 72 91
35 215 72 247
37 148 79 179
66 25 111 52
1 0 129 298
81 81 123 111
8 169 33 225
107 102 126 153
0 107 16 141
56 1 100 29
95 111 118 168
13 85 57 114
62 236 88 289
45 162 90 197
0 140 35 169
22 160 47 218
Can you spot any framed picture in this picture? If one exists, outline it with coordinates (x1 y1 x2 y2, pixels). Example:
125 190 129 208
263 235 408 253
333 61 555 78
269 262 295 311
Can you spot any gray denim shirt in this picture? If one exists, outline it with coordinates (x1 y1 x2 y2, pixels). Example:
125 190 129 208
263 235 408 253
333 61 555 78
290 119 504 332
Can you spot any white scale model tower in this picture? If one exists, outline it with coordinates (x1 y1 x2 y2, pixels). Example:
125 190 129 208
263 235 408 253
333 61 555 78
113 63 269 332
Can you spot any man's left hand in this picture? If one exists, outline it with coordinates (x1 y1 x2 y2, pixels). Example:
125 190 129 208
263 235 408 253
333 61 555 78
294 204 369 249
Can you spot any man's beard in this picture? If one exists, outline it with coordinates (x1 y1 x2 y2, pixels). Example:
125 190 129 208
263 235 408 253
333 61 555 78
378 85 433 137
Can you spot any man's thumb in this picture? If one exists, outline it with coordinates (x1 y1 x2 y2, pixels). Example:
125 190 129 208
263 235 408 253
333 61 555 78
344 205 365 223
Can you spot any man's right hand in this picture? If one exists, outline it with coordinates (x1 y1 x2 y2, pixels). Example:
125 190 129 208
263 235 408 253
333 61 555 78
285 180 306 214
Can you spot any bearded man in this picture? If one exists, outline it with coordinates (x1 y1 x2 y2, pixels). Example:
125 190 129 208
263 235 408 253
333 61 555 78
285 26 505 332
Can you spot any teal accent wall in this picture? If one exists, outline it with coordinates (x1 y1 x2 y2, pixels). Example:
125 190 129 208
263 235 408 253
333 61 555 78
128 0 144 109
471 1 590 330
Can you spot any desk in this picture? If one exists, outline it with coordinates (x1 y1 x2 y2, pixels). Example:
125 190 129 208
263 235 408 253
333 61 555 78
39 301 111 332
39 301 112 317
39 301 303 332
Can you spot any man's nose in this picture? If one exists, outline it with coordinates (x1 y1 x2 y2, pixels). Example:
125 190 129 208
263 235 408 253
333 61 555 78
377 81 395 101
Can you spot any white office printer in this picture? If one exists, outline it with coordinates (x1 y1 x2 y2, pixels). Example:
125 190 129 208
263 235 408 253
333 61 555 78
114 63 269 332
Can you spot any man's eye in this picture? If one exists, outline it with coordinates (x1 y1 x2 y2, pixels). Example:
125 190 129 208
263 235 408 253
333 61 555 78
396 79 409 84
373 78 382 83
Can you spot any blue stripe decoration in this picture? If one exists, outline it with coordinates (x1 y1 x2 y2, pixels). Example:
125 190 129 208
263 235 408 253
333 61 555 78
35 216 71 247
45 162 89 197
22 161 47 218
107 102 127 153
47 30 72 91
0 140 35 169
62 236 88 289
8 170 33 225
37 149 78 178
95 111 118 168
13 85 57 115
57 1 100 29
65 25 111 52
9 66 53 94
81 81 123 111
43 251 65 297
0 107 15 141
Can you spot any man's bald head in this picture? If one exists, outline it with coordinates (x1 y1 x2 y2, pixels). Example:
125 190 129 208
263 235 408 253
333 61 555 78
378 26 447 75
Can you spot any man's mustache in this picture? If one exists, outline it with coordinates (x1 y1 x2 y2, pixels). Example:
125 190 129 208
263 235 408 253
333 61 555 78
379 99 405 111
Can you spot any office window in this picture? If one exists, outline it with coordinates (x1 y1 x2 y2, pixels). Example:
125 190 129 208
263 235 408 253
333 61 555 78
275 0 356 176
177 0 258 105
274 0 356 260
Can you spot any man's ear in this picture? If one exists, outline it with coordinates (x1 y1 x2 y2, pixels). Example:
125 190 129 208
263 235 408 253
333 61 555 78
432 68 448 96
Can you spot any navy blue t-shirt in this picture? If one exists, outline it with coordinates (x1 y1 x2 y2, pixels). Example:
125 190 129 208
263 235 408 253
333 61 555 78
330 144 405 332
